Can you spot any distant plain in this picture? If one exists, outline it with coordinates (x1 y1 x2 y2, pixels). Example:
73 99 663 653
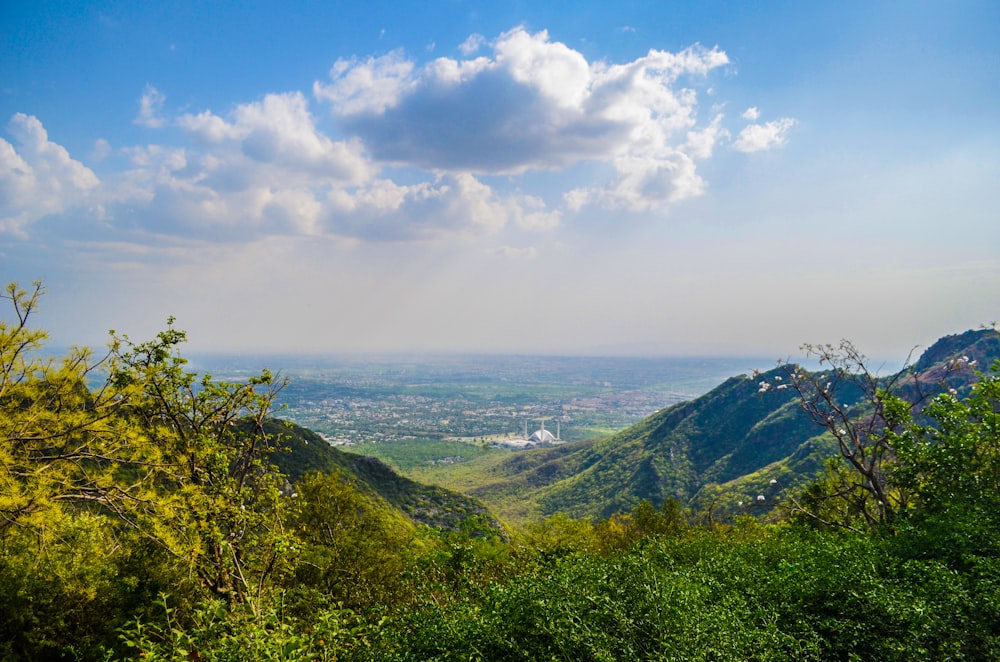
194 354 767 514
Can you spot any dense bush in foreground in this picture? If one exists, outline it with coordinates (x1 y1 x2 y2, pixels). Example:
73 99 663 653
359 525 998 661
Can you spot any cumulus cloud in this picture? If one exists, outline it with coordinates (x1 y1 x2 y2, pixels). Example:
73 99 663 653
322 172 532 242
1 26 793 244
178 92 374 185
684 114 728 160
124 144 187 171
458 33 486 55
110 92 549 243
134 84 167 128
314 50 416 116
732 117 797 153
314 27 734 212
0 114 99 233
177 110 241 144
1 99 546 243
565 150 704 212
509 193 561 231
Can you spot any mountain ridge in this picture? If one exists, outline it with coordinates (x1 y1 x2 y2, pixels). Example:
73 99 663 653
467 327 1000 521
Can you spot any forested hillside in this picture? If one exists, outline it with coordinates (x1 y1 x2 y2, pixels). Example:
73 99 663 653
469 328 1000 522
2 281 999 660
265 420 498 532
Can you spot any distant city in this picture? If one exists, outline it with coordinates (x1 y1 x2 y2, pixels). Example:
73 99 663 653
194 354 768 447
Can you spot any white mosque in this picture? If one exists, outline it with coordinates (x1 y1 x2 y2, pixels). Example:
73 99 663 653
496 418 561 449
528 419 558 444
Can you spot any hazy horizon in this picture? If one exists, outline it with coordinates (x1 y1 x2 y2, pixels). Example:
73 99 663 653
3 2 997 363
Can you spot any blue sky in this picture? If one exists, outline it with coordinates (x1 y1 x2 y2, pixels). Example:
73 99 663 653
2 1 998 360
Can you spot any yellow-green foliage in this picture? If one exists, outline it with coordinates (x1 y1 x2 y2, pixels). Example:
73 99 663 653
105 319 293 609
290 470 415 608
0 282 126 532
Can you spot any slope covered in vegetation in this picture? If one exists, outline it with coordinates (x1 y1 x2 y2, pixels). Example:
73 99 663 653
266 419 498 532
2 281 999 660
468 328 1000 522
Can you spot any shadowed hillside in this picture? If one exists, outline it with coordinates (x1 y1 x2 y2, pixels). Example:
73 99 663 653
266 419 498 531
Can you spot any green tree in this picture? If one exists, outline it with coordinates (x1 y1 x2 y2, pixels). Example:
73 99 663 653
1 281 294 611
778 340 928 529
106 319 291 609
786 457 872 532
593 498 688 552
891 361 1000 562
289 471 414 609
0 281 127 531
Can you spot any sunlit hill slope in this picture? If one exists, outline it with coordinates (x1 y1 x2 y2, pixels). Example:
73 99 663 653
457 328 1000 521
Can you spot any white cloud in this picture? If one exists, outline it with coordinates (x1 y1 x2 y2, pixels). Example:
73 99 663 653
313 50 415 115
1 88 554 243
124 144 187 171
140 92 404 237
509 193 561 231
741 106 760 121
567 150 705 212
177 110 241 144
168 92 376 215
494 28 591 108
683 113 728 160
180 92 365 177
458 33 486 55
106 136 546 243
1 27 792 245
315 27 735 215
732 117 797 153
135 84 167 128
90 138 111 162
317 172 540 242
229 92 372 182
0 114 99 234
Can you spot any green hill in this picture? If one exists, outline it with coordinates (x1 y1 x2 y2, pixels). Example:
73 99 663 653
266 419 498 532
465 328 1000 521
